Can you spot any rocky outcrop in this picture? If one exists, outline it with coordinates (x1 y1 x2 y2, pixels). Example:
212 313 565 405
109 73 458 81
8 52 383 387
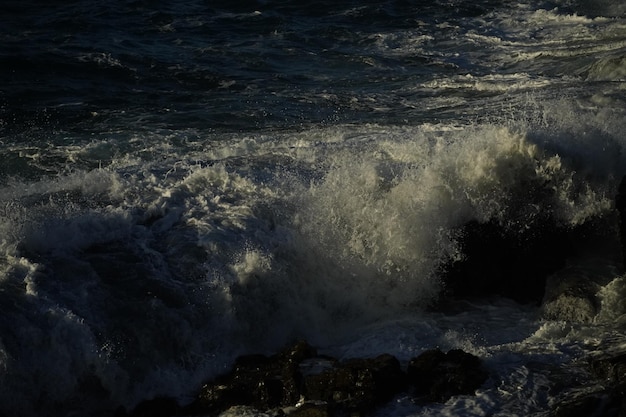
300 353 406 414
121 341 489 417
185 340 317 415
407 348 488 403
443 218 573 304
185 342 410 416
444 191 623 306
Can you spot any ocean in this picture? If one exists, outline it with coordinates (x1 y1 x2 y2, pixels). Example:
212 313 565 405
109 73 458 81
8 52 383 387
2 0 626 415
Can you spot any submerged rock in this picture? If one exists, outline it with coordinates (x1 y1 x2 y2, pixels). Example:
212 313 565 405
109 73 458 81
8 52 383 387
588 353 626 416
407 348 488 403
550 352 626 417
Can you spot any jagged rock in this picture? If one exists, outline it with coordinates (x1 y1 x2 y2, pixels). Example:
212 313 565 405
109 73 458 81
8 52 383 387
301 353 406 414
440 176 626 305
443 206 623 306
187 342 487 416
186 340 317 415
444 218 572 304
407 349 488 403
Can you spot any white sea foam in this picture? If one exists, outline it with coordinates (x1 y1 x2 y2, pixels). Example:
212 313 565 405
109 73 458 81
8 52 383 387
596 275 626 323
0 100 623 414
2 1 626 415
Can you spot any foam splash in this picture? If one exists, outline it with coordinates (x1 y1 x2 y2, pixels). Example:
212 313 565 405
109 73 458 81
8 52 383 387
0 113 622 415
294 123 613 312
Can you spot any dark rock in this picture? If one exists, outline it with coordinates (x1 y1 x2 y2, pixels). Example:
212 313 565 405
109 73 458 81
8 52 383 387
186 340 317 415
440 175 626 304
443 218 572 304
301 353 406 414
407 349 488 403
188 341 487 416
443 204 623 306
121 396 181 417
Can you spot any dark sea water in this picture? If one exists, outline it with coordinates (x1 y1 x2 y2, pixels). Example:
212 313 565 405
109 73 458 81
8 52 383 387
2 0 626 416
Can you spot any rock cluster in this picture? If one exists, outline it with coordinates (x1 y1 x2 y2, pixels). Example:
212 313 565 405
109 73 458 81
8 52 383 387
122 341 488 417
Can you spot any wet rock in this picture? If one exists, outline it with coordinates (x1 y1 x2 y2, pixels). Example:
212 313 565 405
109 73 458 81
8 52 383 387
441 175 626 305
187 343 407 416
444 218 571 304
187 340 317 415
301 353 406 414
187 342 487 416
407 349 488 403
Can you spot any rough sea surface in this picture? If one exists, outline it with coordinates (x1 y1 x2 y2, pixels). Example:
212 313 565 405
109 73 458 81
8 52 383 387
2 0 626 416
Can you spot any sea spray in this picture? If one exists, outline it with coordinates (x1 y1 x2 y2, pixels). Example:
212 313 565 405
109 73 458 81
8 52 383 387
0 116 621 415
1 1 626 414
293 123 614 311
